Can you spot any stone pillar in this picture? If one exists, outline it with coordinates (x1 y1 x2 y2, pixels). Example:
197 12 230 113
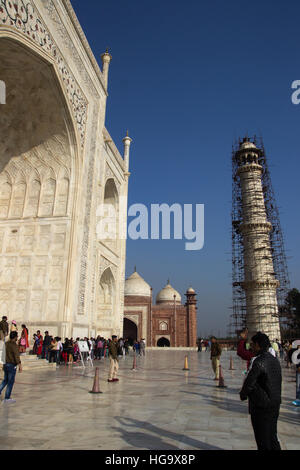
185 288 197 347
235 138 281 341
149 287 153 346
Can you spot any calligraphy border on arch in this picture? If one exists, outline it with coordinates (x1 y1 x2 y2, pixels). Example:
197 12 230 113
0 0 87 148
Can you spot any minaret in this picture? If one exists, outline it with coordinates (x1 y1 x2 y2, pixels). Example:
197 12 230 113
101 49 112 90
122 130 133 173
235 138 281 340
185 287 197 347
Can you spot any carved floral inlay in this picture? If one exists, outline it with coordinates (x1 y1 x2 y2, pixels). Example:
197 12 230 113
0 0 87 147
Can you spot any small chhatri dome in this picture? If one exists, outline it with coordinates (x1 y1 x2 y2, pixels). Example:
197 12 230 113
187 287 195 293
240 137 256 150
125 270 151 298
156 281 182 305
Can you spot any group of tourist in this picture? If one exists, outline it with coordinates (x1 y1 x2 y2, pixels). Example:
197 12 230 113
0 316 146 368
196 338 211 352
0 315 149 404
32 334 146 365
0 317 30 354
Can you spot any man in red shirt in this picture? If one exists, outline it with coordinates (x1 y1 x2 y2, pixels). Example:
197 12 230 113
237 328 255 370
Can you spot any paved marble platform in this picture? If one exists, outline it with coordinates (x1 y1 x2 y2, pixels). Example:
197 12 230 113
0 350 299 450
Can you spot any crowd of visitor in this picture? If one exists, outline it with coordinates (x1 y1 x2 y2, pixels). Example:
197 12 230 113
0 316 146 367
33 334 146 365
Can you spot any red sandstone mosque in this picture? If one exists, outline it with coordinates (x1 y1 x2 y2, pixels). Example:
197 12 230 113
123 269 197 347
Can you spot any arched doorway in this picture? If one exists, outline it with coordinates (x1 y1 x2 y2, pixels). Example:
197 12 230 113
0 37 78 331
157 337 170 347
101 178 119 252
123 318 138 346
98 268 115 338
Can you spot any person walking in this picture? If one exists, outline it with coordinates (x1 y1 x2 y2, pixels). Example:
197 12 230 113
10 321 18 334
42 331 51 360
140 338 146 356
108 335 119 383
36 331 43 358
0 316 9 341
0 331 22 404
271 340 279 358
96 336 103 360
237 328 255 371
292 346 300 407
240 332 282 451
18 325 29 354
48 337 58 364
0 317 9 365
210 336 222 380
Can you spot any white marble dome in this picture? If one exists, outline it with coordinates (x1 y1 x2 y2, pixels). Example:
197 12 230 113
156 282 182 304
240 140 256 150
124 270 151 297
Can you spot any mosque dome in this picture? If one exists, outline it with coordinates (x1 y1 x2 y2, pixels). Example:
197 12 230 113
156 281 182 305
124 270 151 298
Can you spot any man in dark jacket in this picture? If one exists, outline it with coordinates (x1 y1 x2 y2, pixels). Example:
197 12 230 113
240 332 282 450
42 331 52 360
0 331 22 403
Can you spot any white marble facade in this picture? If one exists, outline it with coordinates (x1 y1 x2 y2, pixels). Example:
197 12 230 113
0 0 130 340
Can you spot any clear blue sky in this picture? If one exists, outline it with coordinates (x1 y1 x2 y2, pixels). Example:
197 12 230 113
72 0 300 336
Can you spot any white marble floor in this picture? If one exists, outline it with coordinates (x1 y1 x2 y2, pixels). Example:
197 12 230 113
0 350 299 450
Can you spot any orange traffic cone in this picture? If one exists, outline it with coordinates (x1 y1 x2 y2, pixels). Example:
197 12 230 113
89 367 102 394
132 353 137 371
229 356 235 370
217 365 227 388
182 355 190 371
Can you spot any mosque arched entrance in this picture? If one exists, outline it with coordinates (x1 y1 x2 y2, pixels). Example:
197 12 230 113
123 318 138 345
157 337 170 347
0 37 78 333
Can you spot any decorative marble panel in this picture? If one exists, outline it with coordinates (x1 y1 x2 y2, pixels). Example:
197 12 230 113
46 290 60 320
39 178 56 217
54 178 69 216
10 183 26 218
0 182 11 218
30 290 44 321
24 179 41 217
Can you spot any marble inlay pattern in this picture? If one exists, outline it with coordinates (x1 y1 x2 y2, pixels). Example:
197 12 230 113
0 351 298 450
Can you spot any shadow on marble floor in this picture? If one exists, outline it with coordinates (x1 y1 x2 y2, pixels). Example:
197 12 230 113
277 408 300 426
113 416 223 450
180 390 248 415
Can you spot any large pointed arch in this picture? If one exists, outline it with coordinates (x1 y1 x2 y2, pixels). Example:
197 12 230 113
0 33 80 333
